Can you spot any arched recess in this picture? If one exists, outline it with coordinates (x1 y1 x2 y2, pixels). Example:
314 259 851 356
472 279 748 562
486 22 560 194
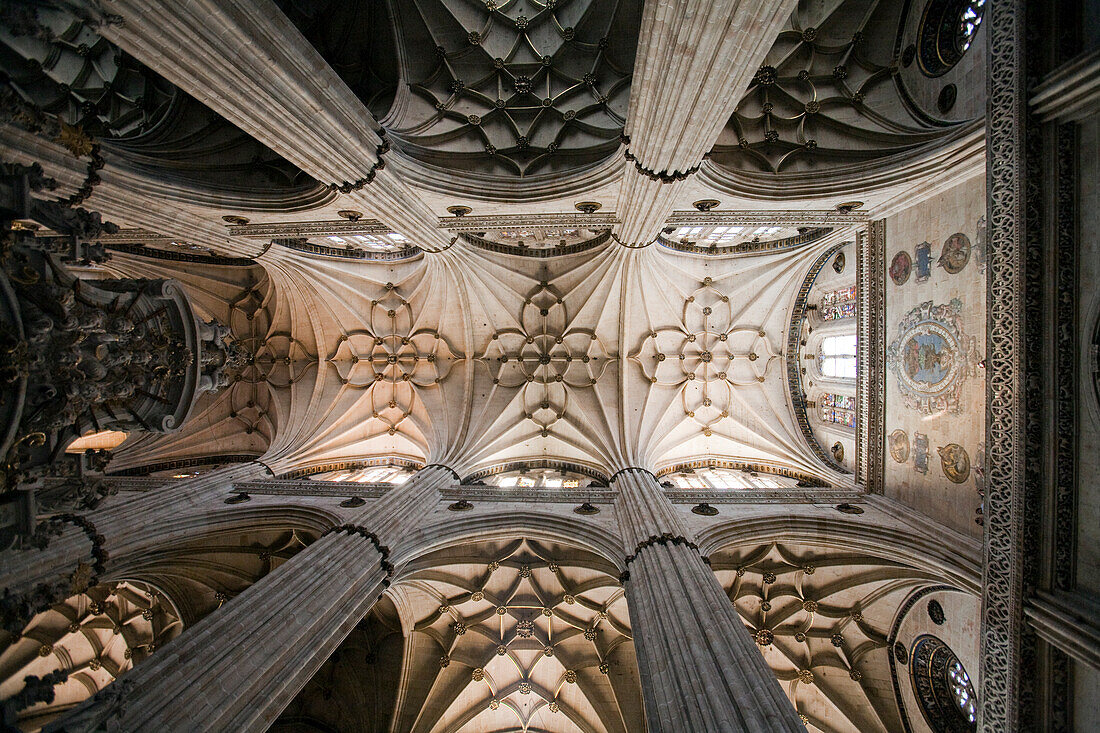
0 513 331 729
0 580 181 731
392 537 642 733
707 538 981 733
801 244 859 471
278 534 643 733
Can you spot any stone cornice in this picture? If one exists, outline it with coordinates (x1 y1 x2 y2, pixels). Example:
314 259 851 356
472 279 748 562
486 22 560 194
665 210 869 226
665 489 864 504
439 213 620 232
234 480 392 499
440 487 617 504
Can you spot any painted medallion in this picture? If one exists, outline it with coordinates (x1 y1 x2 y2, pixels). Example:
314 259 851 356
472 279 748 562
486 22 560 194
938 443 971 483
887 299 976 415
937 233 971 274
889 251 912 286
888 429 910 463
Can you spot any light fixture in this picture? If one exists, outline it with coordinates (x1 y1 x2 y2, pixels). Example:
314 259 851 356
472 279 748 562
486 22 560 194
337 209 363 221
574 201 601 214
446 205 472 217
693 199 720 212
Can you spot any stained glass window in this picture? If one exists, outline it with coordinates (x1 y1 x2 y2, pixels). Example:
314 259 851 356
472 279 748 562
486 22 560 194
820 393 856 427
820 285 856 321
819 334 857 380
957 0 986 52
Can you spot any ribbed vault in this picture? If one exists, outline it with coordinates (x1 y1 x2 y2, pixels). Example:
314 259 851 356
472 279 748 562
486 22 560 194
712 541 961 733
383 538 643 733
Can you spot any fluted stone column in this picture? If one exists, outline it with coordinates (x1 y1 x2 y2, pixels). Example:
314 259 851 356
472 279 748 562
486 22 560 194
614 0 796 246
48 464 456 733
612 468 803 732
92 0 452 251
0 462 268 630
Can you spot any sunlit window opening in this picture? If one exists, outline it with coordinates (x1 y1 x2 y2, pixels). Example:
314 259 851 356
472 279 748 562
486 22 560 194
819 334 858 380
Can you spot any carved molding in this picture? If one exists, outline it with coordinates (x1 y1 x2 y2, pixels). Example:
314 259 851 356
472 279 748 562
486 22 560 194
978 0 1030 728
439 487 617 504
664 489 863 504
234 480 392 499
1029 49 1100 123
665 210 869 226
857 221 886 492
227 219 392 238
439 213 620 232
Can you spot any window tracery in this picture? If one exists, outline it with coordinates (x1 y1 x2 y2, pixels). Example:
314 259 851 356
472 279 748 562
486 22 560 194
909 634 978 731
918 0 987 77
819 286 857 321
819 393 856 428
819 334 858 381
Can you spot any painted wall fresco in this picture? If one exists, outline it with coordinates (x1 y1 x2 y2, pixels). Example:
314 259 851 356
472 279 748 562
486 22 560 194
884 177 986 537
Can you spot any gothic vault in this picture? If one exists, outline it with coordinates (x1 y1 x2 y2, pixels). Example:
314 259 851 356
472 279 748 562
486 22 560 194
0 0 1095 731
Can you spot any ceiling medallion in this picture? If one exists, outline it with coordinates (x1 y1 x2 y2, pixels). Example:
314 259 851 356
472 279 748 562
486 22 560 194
446 205 472 217
834 201 864 214
337 209 363 221
221 215 250 225
574 201 602 214
692 199 720 212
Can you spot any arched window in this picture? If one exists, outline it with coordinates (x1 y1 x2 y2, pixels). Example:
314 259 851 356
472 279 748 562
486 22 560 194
909 635 978 731
819 286 856 321
918 0 987 76
819 334 857 380
819 393 856 427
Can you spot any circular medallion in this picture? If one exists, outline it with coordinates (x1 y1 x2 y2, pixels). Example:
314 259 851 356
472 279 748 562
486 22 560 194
937 443 971 483
890 251 913 285
896 322 960 395
938 233 971 274
889 429 910 463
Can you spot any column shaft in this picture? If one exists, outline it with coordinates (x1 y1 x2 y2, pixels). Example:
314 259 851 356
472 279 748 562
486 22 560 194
612 469 803 732
0 463 265 618
614 0 796 245
47 464 454 732
96 0 451 251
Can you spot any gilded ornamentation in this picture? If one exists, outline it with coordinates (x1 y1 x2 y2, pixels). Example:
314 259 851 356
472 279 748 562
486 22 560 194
888 429 910 463
937 443 971 483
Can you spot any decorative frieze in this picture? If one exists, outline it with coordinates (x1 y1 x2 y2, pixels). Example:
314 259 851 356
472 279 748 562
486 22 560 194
666 210 869 226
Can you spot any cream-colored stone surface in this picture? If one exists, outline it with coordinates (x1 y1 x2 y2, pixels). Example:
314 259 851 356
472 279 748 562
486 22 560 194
884 175 987 538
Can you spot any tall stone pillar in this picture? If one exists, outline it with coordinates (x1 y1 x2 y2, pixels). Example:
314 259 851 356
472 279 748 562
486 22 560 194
612 468 804 732
48 464 456 732
0 462 267 632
